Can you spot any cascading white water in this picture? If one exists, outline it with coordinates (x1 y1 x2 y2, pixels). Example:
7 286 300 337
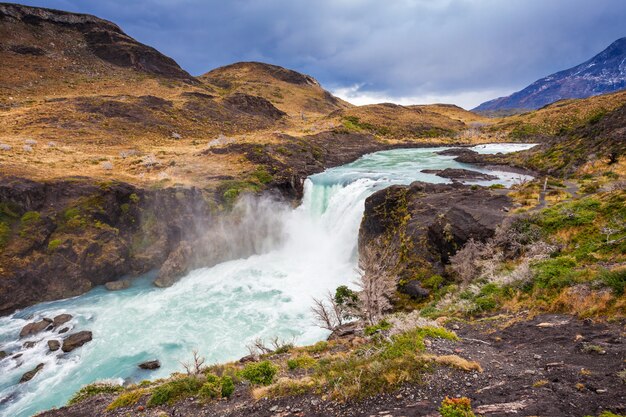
0 144 535 417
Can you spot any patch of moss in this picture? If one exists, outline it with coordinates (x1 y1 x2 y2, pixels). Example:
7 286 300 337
287 355 317 370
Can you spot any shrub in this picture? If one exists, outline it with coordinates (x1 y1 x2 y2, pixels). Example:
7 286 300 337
240 361 278 385
129 193 140 204
305 341 329 354
0 222 10 247
221 376 235 398
598 268 626 296
364 319 392 336
47 239 62 251
68 382 123 405
533 257 578 289
439 396 476 417
106 389 145 410
198 374 221 399
287 355 317 370
147 376 202 407
20 211 41 224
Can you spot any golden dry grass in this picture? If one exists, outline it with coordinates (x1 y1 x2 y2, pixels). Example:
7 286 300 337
425 354 483 372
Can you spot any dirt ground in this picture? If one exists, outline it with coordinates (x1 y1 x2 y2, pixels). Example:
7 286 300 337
40 313 626 417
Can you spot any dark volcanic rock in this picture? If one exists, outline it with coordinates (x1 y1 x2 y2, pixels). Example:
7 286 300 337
19 363 44 383
359 182 511 289
23 341 37 349
52 314 72 328
153 241 192 288
62 331 92 352
47 340 60 352
421 168 498 181
138 360 161 370
19 318 52 338
58 327 69 334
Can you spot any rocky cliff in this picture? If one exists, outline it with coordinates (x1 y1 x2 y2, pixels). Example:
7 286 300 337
359 182 511 299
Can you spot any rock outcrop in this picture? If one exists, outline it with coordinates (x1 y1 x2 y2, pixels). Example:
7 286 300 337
153 241 193 288
359 182 511 296
0 3 194 81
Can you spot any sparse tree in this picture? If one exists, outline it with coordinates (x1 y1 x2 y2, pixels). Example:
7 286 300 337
180 349 205 376
355 241 397 325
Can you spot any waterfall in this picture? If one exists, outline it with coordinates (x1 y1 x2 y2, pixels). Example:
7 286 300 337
0 143 535 417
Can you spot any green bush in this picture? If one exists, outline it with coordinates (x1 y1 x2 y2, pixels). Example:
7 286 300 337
147 376 202 407
239 361 278 385
364 320 392 336
0 221 10 247
68 383 123 405
20 211 41 224
599 268 626 296
221 376 235 398
47 239 62 251
305 341 329 354
198 374 221 399
439 396 476 417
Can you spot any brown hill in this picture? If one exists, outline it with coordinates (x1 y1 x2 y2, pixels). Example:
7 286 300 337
329 103 470 139
200 61 352 117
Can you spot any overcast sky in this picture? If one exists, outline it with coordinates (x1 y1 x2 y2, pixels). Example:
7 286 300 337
10 0 626 108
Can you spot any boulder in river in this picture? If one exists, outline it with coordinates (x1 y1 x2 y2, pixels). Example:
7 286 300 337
48 340 60 352
420 168 499 181
23 341 37 349
153 241 192 288
62 331 93 352
52 314 72 328
0 350 7 360
58 327 70 334
19 363 44 383
105 279 131 291
138 360 161 370
19 318 52 338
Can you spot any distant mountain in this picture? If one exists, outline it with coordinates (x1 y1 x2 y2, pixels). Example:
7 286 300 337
474 37 626 112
